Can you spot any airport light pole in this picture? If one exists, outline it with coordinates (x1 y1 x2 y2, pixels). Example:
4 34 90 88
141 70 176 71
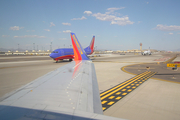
33 43 35 51
18 44 19 51
51 42 52 51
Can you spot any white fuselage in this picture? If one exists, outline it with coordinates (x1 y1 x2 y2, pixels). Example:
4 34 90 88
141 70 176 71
142 50 151 55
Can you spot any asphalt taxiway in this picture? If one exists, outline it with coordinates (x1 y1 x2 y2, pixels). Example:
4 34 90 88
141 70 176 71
0 53 180 120
0 55 51 62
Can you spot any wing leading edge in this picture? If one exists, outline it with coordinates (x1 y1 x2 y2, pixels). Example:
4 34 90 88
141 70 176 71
0 33 125 120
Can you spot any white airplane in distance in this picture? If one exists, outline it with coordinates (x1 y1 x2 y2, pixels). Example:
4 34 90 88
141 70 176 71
0 33 124 120
142 47 151 55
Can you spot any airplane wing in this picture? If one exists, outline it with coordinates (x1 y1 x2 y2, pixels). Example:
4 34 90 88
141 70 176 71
0 33 125 120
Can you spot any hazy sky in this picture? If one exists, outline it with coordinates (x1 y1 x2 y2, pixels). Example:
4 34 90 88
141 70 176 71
0 0 180 51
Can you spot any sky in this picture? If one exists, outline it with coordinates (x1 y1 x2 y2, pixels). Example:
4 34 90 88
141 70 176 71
0 0 180 51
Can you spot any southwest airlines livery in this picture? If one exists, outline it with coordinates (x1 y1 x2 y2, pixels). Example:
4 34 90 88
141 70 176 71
50 36 95 62
0 33 124 120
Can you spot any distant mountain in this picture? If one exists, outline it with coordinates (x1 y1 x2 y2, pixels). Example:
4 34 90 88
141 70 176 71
173 48 180 51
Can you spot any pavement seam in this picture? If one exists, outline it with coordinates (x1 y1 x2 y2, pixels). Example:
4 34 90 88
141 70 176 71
121 62 180 84
121 63 147 76
95 61 180 84
151 77 180 84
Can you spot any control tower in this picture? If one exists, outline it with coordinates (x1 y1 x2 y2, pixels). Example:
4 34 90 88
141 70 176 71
140 43 142 51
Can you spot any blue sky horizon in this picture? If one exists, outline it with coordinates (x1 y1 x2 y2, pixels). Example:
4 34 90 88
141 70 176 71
0 0 180 51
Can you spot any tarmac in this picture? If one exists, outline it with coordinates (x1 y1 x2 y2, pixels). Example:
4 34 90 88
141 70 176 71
0 53 180 120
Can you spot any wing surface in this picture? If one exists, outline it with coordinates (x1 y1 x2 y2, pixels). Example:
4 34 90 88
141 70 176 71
0 33 125 120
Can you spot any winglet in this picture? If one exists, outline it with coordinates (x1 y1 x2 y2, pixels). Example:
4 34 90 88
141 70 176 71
70 33 89 60
90 36 95 52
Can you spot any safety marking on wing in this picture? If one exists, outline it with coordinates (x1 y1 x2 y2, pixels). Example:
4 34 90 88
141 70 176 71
100 71 157 111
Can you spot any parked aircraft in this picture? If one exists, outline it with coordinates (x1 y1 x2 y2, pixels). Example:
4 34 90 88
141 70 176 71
0 33 123 120
49 36 95 62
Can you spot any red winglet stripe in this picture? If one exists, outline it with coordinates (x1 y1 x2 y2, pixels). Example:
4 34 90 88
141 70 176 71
90 37 95 51
71 34 82 60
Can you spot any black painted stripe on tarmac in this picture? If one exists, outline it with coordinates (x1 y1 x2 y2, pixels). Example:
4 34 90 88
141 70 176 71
100 71 157 111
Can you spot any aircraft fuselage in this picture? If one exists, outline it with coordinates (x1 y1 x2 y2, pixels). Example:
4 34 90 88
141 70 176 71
49 47 92 61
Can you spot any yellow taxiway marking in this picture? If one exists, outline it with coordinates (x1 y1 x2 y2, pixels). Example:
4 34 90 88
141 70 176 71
124 67 155 69
116 92 121 95
102 107 106 110
126 86 131 88
101 101 107 104
122 89 126 91
100 71 149 97
164 56 177 64
101 71 157 111
116 97 122 100
109 96 115 99
120 59 180 84
101 71 152 100
122 93 127 95
107 101 115 105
